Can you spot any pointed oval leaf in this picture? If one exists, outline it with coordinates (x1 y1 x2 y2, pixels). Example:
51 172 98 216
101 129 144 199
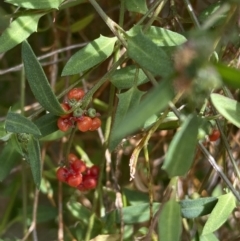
211 93 240 128
128 25 187 46
109 87 145 150
90 234 120 241
110 78 174 151
67 200 102 231
0 14 44 54
70 14 94 33
117 203 160 224
110 65 148 89
162 115 199 177
0 140 20 181
200 233 219 241
22 41 64 116
158 200 182 241
125 0 148 14
26 136 42 189
5 111 41 137
34 113 59 137
127 32 173 77
5 0 64 9
179 197 218 219
202 193 236 235
214 63 240 89
62 35 117 76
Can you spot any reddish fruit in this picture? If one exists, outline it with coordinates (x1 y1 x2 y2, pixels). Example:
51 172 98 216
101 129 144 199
67 88 85 101
68 153 78 163
209 130 220 142
89 117 101 131
57 118 71 132
56 167 69 182
89 165 100 177
83 177 97 189
77 116 93 132
61 103 71 118
67 174 82 187
77 183 88 192
71 160 87 173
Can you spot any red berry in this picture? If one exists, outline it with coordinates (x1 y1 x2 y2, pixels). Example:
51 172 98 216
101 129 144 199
77 116 93 132
67 88 85 101
68 153 78 163
61 103 71 119
83 177 97 189
89 117 101 131
56 167 69 182
57 118 71 132
209 130 220 142
89 165 100 177
71 160 87 173
67 174 82 187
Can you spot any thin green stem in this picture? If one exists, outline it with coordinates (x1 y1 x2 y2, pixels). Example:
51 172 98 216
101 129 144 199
143 0 169 32
199 142 240 202
83 53 127 107
20 66 28 236
0 179 20 235
183 0 201 28
88 0 127 47
136 0 163 26
169 102 240 202
143 145 154 225
119 0 125 27
84 151 105 241
130 91 183 179
211 105 240 181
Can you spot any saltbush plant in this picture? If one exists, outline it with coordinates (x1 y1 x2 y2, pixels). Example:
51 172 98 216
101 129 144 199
0 0 240 240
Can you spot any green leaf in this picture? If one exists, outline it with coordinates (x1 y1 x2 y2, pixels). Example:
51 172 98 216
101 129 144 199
110 78 174 151
59 0 86 9
127 32 173 77
22 41 64 116
179 197 218 219
0 139 20 181
128 25 187 46
0 14 44 54
0 123 12 142
200 233 219 241
25 205 57 223
70 14 94 33
62 35 117 76
89 235 120 241
34 113 59 137
162 115 199 177
202 193 236 235
125 0 148 14
210 93 240 128
5 111 41 138
199 1 229 27
123 188 149 205
25 136 42 189
215 63 240 89
104 203 160 224
109 87 145 150
158 200 182 241
67 200 102 233
5 0 64 9
110 65 148 89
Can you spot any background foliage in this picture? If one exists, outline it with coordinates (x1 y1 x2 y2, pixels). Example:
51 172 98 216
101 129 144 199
0 0 240 240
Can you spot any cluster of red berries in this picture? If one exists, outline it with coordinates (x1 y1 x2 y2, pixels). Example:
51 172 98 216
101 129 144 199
57 88 102 132
56 153 99 191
